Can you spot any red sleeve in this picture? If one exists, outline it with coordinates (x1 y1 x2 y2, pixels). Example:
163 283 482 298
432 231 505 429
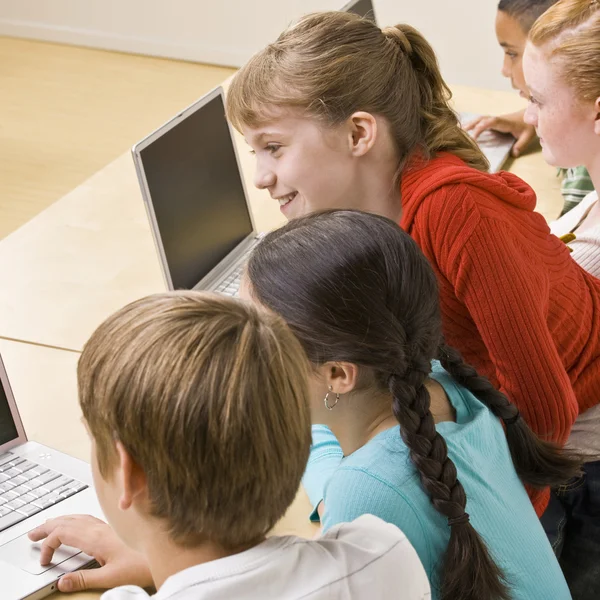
443 210 578 445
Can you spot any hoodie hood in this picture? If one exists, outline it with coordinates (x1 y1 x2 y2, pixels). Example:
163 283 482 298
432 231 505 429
400 152 537 231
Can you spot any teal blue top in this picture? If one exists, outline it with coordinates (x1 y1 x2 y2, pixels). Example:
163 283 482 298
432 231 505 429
302 363 571 600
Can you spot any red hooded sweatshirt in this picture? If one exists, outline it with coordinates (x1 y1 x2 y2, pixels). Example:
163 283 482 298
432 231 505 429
401 152 600 515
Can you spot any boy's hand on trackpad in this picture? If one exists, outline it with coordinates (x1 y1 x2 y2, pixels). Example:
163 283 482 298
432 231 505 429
28 514 153 593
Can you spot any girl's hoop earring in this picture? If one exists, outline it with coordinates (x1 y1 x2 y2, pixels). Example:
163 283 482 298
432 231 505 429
324 385 340 410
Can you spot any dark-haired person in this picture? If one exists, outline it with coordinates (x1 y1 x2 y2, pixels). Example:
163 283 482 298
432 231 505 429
243 209 577 600
465 0 594 215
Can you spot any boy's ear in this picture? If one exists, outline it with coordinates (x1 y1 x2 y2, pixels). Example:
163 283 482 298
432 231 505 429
115 441 148 512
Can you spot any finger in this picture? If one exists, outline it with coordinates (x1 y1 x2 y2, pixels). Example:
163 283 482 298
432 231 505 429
58 566 111 593
38 526 89 565
470 119 495 140
512 128 535 157
28 516 73 542
463 117 483 131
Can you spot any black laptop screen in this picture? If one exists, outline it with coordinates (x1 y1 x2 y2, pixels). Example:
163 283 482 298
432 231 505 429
0 376 18 447
343 0 377 22
139 93 254 290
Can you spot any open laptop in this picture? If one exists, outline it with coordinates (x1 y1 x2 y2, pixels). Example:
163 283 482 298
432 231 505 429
460 112 515 173
342 0 377 21
132 87 260 297
0 353 103 600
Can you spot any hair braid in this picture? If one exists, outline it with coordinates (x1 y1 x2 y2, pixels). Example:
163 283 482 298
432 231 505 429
438 343 581 488
389 363 510 600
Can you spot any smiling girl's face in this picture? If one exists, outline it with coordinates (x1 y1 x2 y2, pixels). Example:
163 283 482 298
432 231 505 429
243 113 365 220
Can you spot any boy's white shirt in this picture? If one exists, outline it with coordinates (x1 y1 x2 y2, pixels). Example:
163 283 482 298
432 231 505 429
101 515 430 600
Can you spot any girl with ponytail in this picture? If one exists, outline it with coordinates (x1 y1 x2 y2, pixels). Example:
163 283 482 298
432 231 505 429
244 209 578 600
227 10 600 518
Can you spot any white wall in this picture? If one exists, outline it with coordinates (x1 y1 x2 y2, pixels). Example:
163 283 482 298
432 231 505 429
0 0 510 90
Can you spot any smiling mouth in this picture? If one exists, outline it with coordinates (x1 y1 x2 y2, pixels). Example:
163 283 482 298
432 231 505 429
276 192 297 208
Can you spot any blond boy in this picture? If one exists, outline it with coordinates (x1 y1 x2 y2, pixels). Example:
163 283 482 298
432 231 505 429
29 292 429 599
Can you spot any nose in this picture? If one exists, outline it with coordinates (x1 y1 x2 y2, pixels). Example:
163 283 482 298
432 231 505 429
501 56 511 79
253 158 276 190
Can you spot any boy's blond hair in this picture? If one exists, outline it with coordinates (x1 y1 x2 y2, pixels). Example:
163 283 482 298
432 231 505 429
77 291 311 549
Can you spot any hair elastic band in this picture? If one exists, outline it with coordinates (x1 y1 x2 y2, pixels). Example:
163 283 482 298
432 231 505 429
503 411 521 426
447 512 470 527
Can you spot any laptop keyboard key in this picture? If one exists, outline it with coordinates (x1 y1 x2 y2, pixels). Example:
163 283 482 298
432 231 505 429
0 482 15 493
2 467 20 478
32 493 62 510
0 473 9 483
28 467 49 478
18 493 37 505
0 505 13 517
0 510 26 531
37 471 60 485
0 453 14 467
11 475 30 487
23 485 45 498
15 503 42 517
10 484 30 496
5 498 26 511
14 460 36 474
1 490 18 501
43 476 73 493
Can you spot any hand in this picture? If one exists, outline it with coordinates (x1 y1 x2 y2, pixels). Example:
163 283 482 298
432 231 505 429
28 515 153 593
463 109 537 158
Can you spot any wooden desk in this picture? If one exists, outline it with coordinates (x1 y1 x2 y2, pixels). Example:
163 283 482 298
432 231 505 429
0 338 317 600
0 84 562 353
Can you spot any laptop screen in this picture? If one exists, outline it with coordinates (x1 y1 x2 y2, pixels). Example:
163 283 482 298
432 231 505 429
0 373 18 448
139 92 254 290
343 0 377 21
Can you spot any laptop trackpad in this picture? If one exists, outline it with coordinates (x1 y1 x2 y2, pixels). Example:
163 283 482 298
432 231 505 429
0 532 82 575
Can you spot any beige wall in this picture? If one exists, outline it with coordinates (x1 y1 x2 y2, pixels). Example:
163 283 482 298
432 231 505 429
0 0 510 90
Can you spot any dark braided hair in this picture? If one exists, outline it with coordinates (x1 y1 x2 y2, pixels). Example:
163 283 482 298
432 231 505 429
247 209 581 600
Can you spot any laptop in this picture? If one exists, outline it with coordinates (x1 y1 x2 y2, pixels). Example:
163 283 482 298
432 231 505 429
342 0 377 21
460 112 515 173
132 87 260 297
0 353 103 600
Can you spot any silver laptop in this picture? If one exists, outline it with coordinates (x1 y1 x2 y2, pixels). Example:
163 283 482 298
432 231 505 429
342 0 377 21
132 87 261 297
0 353 103 600
460 112 515 173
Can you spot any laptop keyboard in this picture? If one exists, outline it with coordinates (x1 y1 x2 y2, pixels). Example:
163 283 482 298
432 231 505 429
214 263 244 297
0 451 87 532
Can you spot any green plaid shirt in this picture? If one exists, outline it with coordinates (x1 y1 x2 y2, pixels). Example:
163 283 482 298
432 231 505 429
560 166 595 216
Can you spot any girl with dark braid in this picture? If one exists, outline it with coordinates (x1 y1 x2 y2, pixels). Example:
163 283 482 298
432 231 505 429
243 210 579 600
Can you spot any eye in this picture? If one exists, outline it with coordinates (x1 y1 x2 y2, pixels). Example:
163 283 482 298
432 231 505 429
249 150 256 155
505 51 518 59
529 95 540 106
265 144 281 154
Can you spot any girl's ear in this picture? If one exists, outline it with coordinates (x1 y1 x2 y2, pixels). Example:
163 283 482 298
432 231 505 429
346 112 378 157
594 96 600 136
317 361 360 395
